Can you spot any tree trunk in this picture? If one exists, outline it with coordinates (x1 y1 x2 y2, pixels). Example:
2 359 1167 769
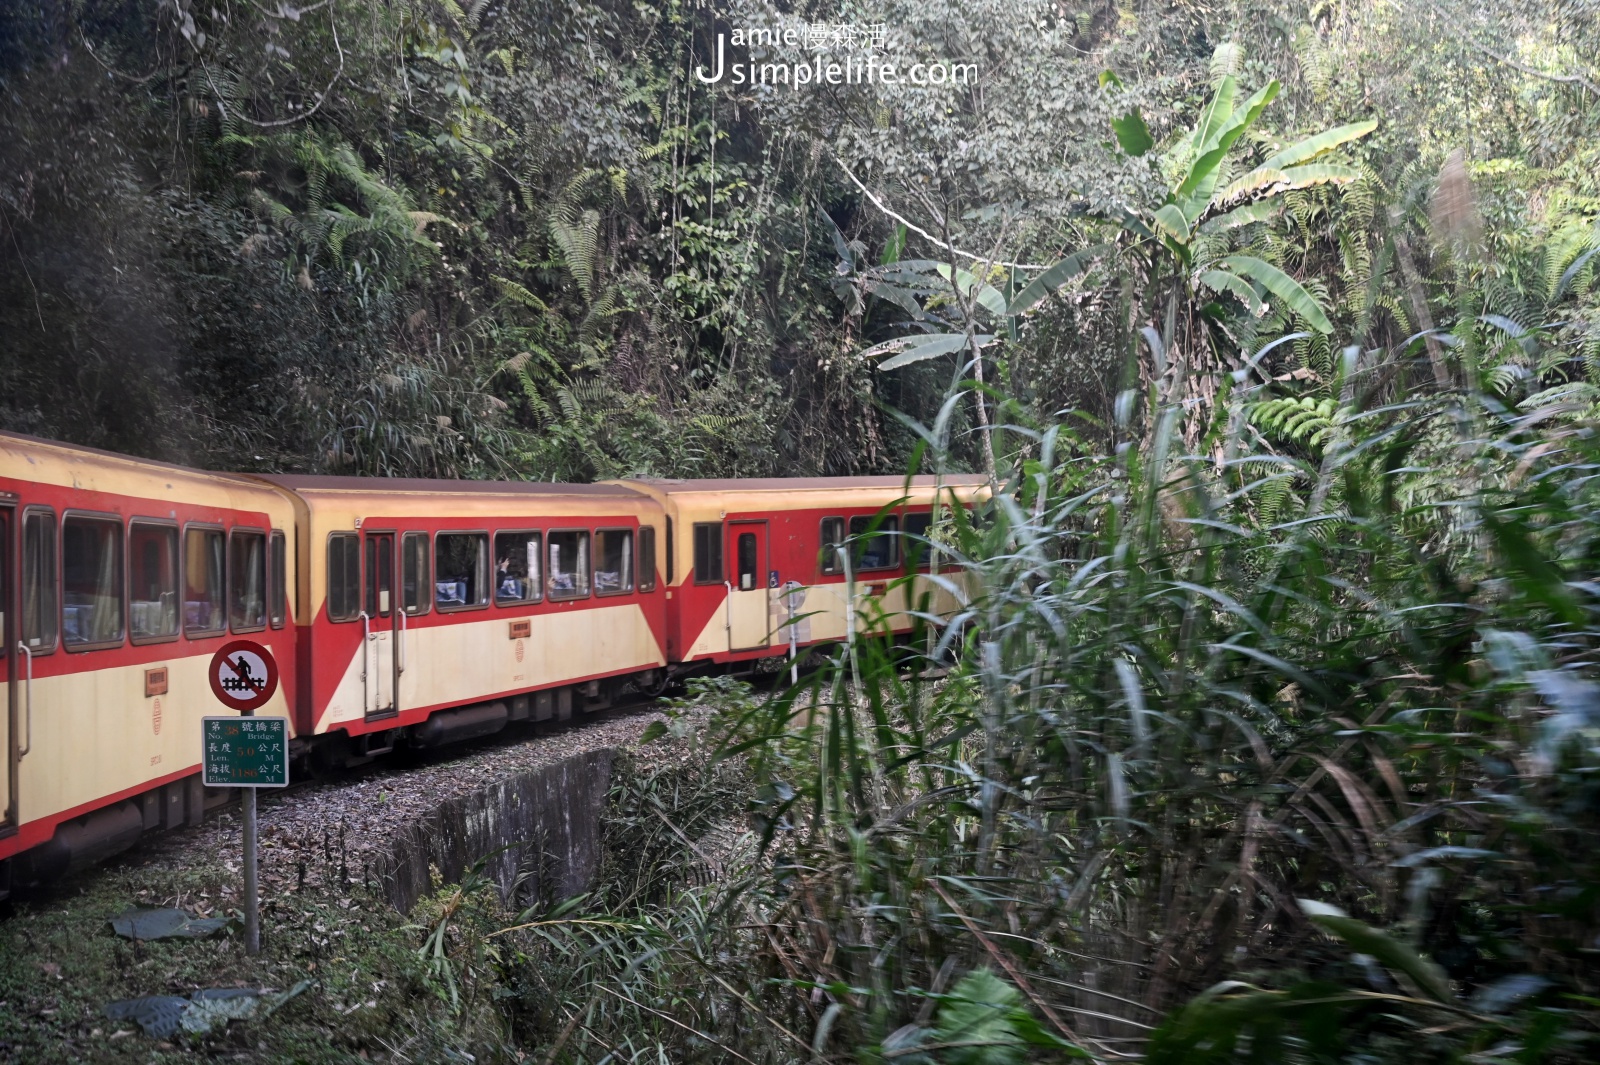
967 330 999 486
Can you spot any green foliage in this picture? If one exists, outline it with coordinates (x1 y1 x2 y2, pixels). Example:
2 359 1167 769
230 129 441 275
410 858 506 1017
882 969 1085 1065
1250 394 1340 449
666 348 1600 1062
4 5 1600 1063
1145 901 1573 1065
1111 109 1154 157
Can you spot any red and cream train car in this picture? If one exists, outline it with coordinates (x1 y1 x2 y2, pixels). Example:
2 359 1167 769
0 434 299 886
260 476 669 760
0 427 986 896
618 476 987 665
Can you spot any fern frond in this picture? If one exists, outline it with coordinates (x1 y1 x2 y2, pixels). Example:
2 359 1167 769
493 275 550 313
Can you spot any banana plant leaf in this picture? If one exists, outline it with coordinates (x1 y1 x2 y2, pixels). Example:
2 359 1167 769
1007 244 1110 315
1220 255 1334 332
865 332 995 371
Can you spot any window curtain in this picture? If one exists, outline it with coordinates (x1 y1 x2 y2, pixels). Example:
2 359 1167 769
234 535 265 627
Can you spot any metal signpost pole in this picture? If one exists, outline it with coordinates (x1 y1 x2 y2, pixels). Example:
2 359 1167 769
205 639 283 959
242 709 259 956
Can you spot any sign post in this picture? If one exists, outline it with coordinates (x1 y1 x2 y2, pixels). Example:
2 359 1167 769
203 640 284 956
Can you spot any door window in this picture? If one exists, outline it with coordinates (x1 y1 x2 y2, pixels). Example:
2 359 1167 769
365 535 393 618
595 529 633 596
229 529 267 632
129 522 179 641
63 515 124 648
638 526 657 593
494 531 542 605
736 532 758 591
22 509 58 652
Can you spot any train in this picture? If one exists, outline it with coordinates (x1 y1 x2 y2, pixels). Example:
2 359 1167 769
0 431 985 895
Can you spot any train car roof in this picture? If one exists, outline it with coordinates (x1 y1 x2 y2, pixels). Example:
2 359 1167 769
254 474 659 523
619 474 989 493
256 475 645 497
0 431 292 501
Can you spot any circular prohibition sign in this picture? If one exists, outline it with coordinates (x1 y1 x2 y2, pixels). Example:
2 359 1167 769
208 639 280 713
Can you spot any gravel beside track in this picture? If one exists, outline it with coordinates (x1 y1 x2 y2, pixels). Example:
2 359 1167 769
113 707 673 913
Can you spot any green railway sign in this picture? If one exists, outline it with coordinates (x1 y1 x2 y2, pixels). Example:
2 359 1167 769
201 716 289 788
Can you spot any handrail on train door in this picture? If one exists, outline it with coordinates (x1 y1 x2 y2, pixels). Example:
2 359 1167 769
358 610 371 711
15 642 32 758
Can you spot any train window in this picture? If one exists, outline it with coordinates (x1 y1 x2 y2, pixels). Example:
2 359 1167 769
638 527 657 593
849 515 900 571
736 532 758 591
229 529 268 632
185 527 226 635
21 509 58 652
327 532 361 622
902 512 933 570
665 519 674 584
62 514 125 649
401 532 430 615
435 532 488 610
269 530 287 628
594 529 633 596
547 530 590 600
692 522 723 584
129 521 179 642
364 535 393 618
494 531 542 605
818 517 846 576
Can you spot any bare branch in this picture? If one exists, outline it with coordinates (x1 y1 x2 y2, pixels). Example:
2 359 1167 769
1421 0 1599 96
1464 39 1599 96
201 5 346 128
834 158 1050 271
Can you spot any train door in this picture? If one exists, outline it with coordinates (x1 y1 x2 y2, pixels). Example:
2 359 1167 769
0 500 14 837
363 531 398 720
726 521 770 651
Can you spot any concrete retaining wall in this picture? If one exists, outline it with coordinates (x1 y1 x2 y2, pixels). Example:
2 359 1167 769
376 748 615 913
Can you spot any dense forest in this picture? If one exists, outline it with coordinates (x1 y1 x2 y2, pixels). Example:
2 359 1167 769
5 0 1591 483
4 1 1600 1062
